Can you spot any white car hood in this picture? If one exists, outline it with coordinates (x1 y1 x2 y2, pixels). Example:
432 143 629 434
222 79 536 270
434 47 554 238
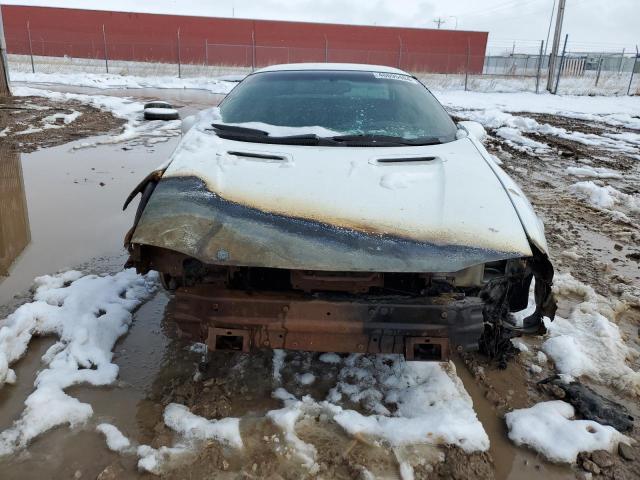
131 121 535 272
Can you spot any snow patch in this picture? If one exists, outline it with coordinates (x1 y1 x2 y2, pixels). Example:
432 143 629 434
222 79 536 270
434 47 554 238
272 349 286 383
543 273 640 396
266 356 488 477
137 444 192 475
0 269 157 455
506 400 630 463
11 70 235 95
570 181 640 213
163 403 243 449
96 423 132 453
296 373 316 386
319 352 342 364
566 166 622 179
222 121 341 138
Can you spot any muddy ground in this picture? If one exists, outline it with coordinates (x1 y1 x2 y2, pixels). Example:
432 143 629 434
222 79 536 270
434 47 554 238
0 89 638 480
0 95 124 153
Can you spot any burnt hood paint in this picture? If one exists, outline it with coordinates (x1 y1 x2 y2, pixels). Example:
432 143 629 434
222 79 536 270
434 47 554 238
131 175 529 272
129 118 536 272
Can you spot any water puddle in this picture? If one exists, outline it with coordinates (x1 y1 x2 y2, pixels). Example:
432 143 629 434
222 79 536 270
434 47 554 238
454 359 576 480
0 136 179 307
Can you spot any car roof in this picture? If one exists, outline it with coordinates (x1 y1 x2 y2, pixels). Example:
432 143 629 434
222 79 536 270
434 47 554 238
253 63 412 75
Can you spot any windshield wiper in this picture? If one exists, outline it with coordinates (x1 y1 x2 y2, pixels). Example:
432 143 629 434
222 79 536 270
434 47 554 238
212 129 340 146
209 124 444 147
329 134 444 146
210 123 269 136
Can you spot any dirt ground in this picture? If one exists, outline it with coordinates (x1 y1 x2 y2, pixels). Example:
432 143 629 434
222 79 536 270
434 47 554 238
0 95 124 153
0 90 638 480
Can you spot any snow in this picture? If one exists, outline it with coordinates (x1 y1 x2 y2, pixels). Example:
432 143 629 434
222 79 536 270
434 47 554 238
570 181 640 213
496 126 549 152
543 273 640 396
452 100 640 157
163 403 243 449
319 352 342 364
223 121 342 138
511 339 529 352
266 356 488 478
570 181 618 209
528 364 543 374
267 389 321 474
296 372 316 385
144 107 179 115
505 400 630 463
137 444 191 475
435 91 640 125
96 423 132 453
12 86 181 148
566 166 622 180
93 403 242 475
10 70 235 95
272 349 286 383
42 110 82 125
537 351 548 364
0 269 158 455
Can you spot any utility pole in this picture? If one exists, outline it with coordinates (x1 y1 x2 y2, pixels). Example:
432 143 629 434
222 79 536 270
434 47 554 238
0 6 11 96
433 17 446 29
546 0 566 92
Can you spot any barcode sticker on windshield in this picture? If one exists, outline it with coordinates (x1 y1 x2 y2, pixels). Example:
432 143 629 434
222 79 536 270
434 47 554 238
372 72 418 83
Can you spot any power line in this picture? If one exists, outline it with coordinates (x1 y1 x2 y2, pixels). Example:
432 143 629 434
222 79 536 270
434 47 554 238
544 0 556 57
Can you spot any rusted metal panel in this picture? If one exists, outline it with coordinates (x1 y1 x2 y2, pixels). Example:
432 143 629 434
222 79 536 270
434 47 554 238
290 270 383 293
171 285 484 359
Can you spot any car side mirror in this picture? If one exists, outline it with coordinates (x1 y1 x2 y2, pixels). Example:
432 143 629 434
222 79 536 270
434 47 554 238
457 121 487 142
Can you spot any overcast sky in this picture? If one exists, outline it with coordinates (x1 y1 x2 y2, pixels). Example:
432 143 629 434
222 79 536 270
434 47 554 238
2 0 639 53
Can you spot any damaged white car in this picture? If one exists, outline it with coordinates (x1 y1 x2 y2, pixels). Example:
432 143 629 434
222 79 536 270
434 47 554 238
124 63 556 363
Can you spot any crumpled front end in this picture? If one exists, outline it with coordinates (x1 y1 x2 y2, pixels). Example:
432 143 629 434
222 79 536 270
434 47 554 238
123 119 556 362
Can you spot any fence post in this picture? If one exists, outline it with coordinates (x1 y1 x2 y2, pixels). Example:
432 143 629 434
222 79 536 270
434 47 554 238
553 34 568 94
628 45 639 96
102 24 109 73
26 21 35 73
535 40 544 93
204 39 208 66
177 28 181 78
464 38 470 91
595 55 603 86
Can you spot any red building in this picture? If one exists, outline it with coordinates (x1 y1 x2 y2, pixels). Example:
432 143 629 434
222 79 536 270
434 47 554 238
2 5 488 73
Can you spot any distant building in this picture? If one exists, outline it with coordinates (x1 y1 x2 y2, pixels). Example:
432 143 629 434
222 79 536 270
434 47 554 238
2 5 488 73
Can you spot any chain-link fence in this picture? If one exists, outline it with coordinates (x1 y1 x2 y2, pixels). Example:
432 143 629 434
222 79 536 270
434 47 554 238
6 33 640 95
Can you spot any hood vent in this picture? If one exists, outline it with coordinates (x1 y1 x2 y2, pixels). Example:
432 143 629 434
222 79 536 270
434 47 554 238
375 156 437 164
227 151 286 161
